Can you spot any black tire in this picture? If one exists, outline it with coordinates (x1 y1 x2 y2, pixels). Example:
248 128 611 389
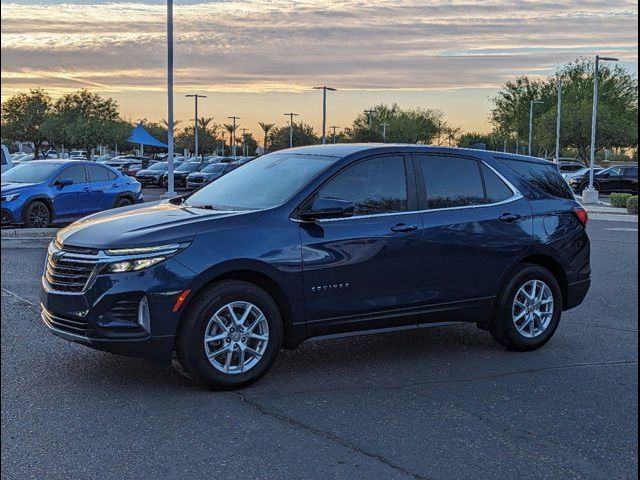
114 196 134 208
490 264 563 351
24 200 51 228
161 176 168 188
580 180 600 193
175 280 283 390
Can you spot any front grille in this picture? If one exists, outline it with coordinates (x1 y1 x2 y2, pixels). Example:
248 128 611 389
45 243 101 293
190 177 204 183
42 307 89 337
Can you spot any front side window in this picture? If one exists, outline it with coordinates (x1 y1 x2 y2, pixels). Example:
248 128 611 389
601 167 623 177
318 156 408 216
59 164 87 184
419 156 485 209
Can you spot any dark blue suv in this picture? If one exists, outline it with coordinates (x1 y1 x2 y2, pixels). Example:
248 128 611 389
40 145 591 389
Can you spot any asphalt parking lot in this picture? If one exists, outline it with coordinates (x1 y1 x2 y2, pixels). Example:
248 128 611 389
1 220 637 480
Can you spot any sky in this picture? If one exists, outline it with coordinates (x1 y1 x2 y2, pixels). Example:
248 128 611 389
1 0 638 138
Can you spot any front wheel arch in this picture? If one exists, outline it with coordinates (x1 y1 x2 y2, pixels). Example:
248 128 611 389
21 196 54 225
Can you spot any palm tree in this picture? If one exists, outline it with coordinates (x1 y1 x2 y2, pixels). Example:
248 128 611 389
259 122 275 154
161 118 182 134
198 117 214 131
223 123 238 155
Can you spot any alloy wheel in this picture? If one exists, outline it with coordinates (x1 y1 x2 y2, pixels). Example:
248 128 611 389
204 301 270 375
29 203 50 228
512 279 554 338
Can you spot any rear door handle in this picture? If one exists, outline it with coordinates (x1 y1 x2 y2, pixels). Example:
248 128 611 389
499 213 521 223
391 223 418 233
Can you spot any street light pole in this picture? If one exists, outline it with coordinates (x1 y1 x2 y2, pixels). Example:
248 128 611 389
528 100 543 156
186 94 206 160
380 122 390 142
329 126 338 144
241 128 248 156
585 55 619 203
165 0 175 197
283 112 299 148
364 109 374 129
313 86 336 144
555 80 562 163
227 116 240 157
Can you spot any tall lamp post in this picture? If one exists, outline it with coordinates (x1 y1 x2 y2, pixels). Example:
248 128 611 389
313 86 336 144
528 100 543 156
186 94 206 160
584 55 619 204
554 80 562 163
227 116 240 157
380 122 390 142
329 126 339 144
364 109 374 129
284 112 299 148
164 0 175 197
241 128 249 156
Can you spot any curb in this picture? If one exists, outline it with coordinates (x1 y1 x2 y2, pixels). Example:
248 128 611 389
1 228 59 238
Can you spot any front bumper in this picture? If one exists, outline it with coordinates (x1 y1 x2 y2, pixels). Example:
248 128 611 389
40 252 196 363
0 201 22 224
1 208 15 225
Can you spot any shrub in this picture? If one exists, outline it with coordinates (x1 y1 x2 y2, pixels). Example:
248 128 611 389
627 196 638 215
609 193 633 208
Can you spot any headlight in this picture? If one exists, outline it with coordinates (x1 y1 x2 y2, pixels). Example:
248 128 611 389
105 243 187 256
108 257 166 273
104 242 190 273
1 193 20 202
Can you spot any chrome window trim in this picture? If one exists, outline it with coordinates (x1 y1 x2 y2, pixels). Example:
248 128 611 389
291 160 523 223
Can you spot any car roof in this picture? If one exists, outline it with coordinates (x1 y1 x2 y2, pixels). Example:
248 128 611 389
280 143 556 165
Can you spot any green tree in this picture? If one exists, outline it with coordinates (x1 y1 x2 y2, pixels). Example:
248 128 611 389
268 122 320 151
258 122 275 153
0 88 52 157
457 131 505 151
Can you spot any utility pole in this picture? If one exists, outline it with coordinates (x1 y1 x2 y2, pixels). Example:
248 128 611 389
227 116 240 157
165 0 175 197
528 100 543 156
329 126 339 144
554 80 562 163
380 122 390 142
313 86 336 144
283 112 299 148
186 94 206 159
584 54 619 203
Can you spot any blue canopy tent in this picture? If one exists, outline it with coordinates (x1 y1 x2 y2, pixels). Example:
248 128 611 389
128 123 168 155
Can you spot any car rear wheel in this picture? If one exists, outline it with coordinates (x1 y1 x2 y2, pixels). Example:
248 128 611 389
24 200 51 228
490 264 562 351
580 180 600 193
175 280 283 390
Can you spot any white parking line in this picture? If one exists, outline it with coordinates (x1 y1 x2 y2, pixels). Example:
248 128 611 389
603 227 638 232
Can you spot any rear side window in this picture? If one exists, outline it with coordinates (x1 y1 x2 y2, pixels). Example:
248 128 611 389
624 167 638 177
319 156 408 216
482 164 514 203
418 156 485 209
87 164 116 182
497 158 574 199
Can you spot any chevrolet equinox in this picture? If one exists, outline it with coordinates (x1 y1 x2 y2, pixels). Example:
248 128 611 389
41 145 591 389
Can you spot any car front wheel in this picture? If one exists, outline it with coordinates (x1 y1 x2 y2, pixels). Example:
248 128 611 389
24 200 51 228
175 280 283 390
490 264 562 351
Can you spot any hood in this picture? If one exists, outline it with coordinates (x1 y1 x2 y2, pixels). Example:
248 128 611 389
57 200 263 249
136 169 162 176
1 182 39 194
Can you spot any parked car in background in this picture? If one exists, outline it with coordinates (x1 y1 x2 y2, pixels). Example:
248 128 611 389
41 145 590 389
569 165 638 194
1 146 13 173
160 161 207 188
1 160 143 228
185 162 237 189
105 158 144 177
69 150 87 159
135 161 183 187
14 154 36 164
562 167 604 182
557 160 586 177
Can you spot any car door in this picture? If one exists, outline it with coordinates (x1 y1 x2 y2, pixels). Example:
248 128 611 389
85 163 119 212
622 166 638 193
598 166 623 193
299 155 423 334
413 154 532 308
51 164 92 219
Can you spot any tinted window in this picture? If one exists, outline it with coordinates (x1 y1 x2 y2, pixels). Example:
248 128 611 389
482 164 514 203
602 167 623 176
498 158 574 200
319 156 408 216
87 164 115 182
148 162 168 171
559 163 583 172
177 162 202 172
59 164 87 184
186 154 337 210
419 156 485 209
624 167 638 177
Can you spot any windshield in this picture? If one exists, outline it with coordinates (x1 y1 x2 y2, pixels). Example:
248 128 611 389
177 162 202 172
148 162 168 171
2 162 62 183
202 163 226 173
185 153 338 210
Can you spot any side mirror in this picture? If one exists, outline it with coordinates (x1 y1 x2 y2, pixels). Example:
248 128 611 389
56 178 74 187
300 197 355 221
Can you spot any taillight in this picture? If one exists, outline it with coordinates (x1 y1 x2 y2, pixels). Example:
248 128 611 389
573 207 589 226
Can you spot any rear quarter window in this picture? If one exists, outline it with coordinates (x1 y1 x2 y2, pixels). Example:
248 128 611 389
496 158 574 200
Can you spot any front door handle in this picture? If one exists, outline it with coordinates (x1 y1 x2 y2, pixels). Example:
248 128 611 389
391 223 418 233
499 213 521 223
